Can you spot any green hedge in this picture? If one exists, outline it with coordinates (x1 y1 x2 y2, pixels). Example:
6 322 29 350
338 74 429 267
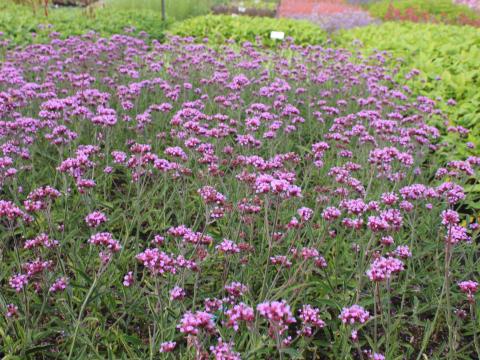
169 15 328 46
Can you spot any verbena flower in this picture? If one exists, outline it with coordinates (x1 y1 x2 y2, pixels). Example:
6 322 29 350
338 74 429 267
160 341 176 353
89 232 121 253
225 303 254 331
122 272 134 287
210 339 241 360
178 310 216 335
339 305 370 325
458 280 478 303
9 274 28 292
170 286 186 301
298 304 326 337
85 211 108 228
257 300 296 336
366 256 404 282
49 277 68 293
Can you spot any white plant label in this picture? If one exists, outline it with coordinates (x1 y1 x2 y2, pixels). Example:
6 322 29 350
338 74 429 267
270 31 285 40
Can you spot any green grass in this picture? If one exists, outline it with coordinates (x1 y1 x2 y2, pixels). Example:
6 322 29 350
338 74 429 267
102 0 279 20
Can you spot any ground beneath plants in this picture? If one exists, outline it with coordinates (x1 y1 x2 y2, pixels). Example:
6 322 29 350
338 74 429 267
278 0 379 31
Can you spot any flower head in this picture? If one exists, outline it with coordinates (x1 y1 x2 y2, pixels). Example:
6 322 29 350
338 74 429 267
339 305 370 325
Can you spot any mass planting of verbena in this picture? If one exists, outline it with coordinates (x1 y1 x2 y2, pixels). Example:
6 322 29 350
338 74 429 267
0 34 479 359
337 22 480 163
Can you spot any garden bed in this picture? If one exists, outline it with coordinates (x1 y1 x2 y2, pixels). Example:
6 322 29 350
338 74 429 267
0 30 479 359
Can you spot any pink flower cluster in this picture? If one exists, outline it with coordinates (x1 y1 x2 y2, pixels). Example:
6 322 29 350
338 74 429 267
339 305 370 325
136 248 176 275
88 232 121 253
257 300 296 336
298 304 326 336
225 303 255 331
366 256 404 282
178 311 216 335
85 211 108 228
458 280 478 303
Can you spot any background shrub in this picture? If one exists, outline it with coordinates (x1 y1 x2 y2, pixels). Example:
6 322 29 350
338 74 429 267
0 2 170 47
169 14 328 46
101 0 226 21
368 0 480 25
335 21 480 164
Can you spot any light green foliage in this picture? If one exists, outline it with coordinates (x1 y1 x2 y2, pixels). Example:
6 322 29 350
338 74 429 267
169 14 328 46
336 21 480 160
230 0 279 11
102 0 227 20
0 2 169 47
368 0 480 23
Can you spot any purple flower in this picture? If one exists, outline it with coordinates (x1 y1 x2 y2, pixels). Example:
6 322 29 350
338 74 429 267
339 305 370 325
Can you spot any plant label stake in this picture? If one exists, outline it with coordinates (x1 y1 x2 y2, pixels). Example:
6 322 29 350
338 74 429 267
270 31 285 40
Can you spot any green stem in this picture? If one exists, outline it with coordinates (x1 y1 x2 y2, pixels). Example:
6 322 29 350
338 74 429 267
386 279 392 354
470 302 480 359
67 275 99 360
374 283 378 344
444 238 454 357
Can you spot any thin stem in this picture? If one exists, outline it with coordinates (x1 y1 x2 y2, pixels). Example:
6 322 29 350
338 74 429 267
444 236 454 357
470 302 480 359
354 340 364 360
374 283 378 344
67 275 99 360
355 234 375 302
274 327 284 360
386 279 392 354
